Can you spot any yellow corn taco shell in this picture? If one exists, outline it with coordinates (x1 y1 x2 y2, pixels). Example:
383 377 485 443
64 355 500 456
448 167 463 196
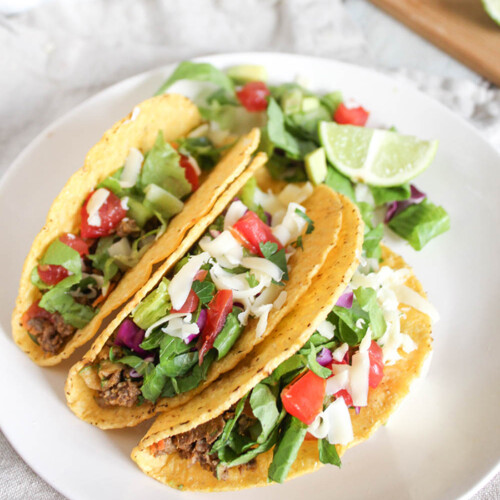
65 172 345 429
12 94 261 366
131 243 432 492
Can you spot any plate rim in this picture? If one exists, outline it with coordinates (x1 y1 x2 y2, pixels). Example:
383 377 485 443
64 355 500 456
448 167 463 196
1 51 499 500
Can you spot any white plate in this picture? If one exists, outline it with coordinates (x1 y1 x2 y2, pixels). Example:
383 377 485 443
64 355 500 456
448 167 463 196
0 53 499 500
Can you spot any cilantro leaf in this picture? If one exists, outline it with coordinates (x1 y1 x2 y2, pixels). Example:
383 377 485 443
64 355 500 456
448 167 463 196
259 242 289 281
294 209 314 234
192 280 215 304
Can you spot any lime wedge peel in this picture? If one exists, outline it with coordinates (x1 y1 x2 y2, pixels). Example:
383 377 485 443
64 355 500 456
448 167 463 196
318 122 438 187
483 0 500 26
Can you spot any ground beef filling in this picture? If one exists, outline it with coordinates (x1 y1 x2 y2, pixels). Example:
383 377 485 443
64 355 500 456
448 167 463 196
26 312 76 354
152 406 257 479
116 218 141 238
86 346 142 408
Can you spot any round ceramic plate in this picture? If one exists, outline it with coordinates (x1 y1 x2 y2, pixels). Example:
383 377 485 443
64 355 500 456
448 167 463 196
0 53 499 500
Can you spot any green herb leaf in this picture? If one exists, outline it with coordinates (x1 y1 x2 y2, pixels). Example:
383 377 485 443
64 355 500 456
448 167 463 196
192 279 216 305
268 415 308 483
291 235 303 250
177 136 224 171
324 166 355 201
155 61 235 96
249 383 280 444
388 200 450 250
294 208 314 234
318 438 341 466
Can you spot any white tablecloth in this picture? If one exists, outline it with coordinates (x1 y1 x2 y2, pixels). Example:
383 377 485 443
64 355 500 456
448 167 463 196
0 1 499 498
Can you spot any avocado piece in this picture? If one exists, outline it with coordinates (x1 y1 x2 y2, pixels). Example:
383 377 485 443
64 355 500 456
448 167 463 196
239 177 258 211
144 184 184 220
126 197 154 228
226 65 268 84
321 91 343 114
305 147 328 186
301 96 320 112
281 89 303 115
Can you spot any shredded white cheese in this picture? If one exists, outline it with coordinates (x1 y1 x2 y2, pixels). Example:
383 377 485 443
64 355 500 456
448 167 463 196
168 252 210 310
86 188 110 227
308 397 353 445
119 148 143 188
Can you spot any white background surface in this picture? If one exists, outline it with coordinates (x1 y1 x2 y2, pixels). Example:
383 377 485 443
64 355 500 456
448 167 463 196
1 2 499 499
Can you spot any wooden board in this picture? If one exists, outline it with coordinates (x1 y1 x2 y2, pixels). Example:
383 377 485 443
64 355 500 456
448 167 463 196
367 0 500 86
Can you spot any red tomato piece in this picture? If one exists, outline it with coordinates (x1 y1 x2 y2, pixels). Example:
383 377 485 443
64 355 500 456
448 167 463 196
59 233 91 257
333 103 369 126
334 389 353 407
37 264 69 285
198 289 233 363
281 370 326 425
231 211 282 257
179 154 199 192
80 189 127 238
368 341 384 388
194 269 208 282
305 432 317 441
236 82 270 112
171 289 199 314
22 300 53 330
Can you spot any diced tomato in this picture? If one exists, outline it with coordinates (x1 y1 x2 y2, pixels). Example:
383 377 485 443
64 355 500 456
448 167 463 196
80 189 127 238
37 264 69 285
281 370 326 425
368 341 384 388
333 103 369 126
179 154 199 191
195 269 208 282
197 289 233 363
334 389 353 407
305 432 317 441
59 233 90 257
231 211 282 257
236 82 270 112
21 300 53 329
171 289 199 314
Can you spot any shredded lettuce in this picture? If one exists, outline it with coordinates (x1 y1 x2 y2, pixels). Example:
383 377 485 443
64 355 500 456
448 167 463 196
132 278 171 329
40 239 82 277
324 166 355 201
370 183 411 206
388 200 450 250
140 131 191 199
155 61 235 96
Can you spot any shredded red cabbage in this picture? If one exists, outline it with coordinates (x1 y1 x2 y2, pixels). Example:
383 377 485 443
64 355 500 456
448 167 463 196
114 318 149 357
336 290 353 309
264 211 272 226
316 347 333 366
384 185 426 223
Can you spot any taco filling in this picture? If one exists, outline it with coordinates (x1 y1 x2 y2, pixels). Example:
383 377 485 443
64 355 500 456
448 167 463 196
22 132 221 354
79 181 315 408
145 259 437 483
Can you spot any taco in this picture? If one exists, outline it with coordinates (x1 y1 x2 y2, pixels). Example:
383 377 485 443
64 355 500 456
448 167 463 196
65 168 346 429
131 241 437 491
12 93 261 365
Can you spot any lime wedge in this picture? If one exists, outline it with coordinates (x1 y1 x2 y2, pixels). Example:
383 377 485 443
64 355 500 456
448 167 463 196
318 122 438 187
483 0 500 25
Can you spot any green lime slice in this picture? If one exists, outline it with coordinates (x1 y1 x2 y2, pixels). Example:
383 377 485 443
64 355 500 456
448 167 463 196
318 122 438 187
483 0 500 25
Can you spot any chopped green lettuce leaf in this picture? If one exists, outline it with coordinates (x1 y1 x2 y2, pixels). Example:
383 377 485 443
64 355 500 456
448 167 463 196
388 200 450 250
324 166 355 201
155 61 235 96
140 131 191 199
318 438 341 466
370 183 411 206
132 278 171 329
213 308 244 359
40 239 82 276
